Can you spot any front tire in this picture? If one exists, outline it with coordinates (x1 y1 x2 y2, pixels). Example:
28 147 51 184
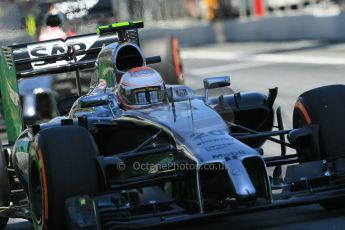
293 85 345 161
28 126 100 230
293 85 345 209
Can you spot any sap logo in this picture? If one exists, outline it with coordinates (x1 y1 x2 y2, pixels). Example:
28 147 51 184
26 34 100 70
29 45 66 67
30 45 66 57
28 42 87 69
30 43 86 58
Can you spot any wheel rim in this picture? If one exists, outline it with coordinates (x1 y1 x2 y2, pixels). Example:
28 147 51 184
30 161 43 225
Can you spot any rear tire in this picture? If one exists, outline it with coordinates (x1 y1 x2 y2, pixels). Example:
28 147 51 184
293 85 345 209
142 36 184 85
0 140 9 230
28 126 100 230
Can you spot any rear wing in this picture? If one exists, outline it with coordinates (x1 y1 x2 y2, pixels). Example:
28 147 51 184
11 21 144 79
11 33 116 78
0 21 144 143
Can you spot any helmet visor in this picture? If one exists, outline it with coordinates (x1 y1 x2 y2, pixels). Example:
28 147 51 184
126 86 164 105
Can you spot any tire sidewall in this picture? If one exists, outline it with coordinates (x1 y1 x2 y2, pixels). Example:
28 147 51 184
28 142 46 230
293 85 345 161
27 126 100 230
169 36 184 85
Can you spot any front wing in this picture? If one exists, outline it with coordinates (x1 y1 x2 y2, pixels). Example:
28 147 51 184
65 158 345 230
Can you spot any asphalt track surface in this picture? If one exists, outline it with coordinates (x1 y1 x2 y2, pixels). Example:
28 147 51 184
6 41 345 229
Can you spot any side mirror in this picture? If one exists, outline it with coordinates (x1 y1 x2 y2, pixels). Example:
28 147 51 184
203 76 230 90
288 125 320 161
288 126 314 146
203 76 230 103
146 56 161 65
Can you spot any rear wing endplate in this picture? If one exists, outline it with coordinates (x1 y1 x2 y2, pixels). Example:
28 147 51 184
0 48 21 144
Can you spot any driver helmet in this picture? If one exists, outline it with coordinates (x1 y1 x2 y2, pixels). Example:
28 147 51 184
117 66 165 110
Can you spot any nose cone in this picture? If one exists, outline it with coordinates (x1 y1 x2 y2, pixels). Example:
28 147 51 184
225 158 257 200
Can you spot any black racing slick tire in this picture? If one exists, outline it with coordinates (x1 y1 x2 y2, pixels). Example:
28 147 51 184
293 85 345 161
293 85 345 210
142 36 184 85
0 140 9 230
28 126 100 230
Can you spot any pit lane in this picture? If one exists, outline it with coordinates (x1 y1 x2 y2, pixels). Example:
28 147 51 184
6 41 345 229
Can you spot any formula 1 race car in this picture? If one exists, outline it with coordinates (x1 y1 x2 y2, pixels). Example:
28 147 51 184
1 21 345 230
